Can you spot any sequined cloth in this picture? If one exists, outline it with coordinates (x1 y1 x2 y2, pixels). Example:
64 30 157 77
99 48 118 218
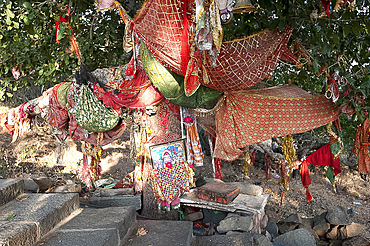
200 27 298 92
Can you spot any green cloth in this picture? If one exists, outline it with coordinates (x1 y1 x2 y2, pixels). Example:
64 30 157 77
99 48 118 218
70 85 119 132
140 42 222 108
57 82 72 106
326 166 335 185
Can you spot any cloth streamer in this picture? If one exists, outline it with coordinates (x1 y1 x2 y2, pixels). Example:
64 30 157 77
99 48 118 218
214 85 341 161
200 27 298 92
300 141 341 202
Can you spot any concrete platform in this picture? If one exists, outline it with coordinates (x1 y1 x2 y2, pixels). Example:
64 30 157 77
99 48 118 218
0 193 79 246
124 220 193 246
36 207 136 246
0 179 24 205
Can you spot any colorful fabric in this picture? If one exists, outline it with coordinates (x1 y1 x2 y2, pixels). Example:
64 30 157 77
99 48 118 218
181 107 204 166
352 117 370 174
70 85 119 132
199 27 298 92
48 84 69 130
150 160 192 204
210 134 223 180
67 84 127 146
214 85 342 161
56 82 72 106
132 0 186 75
300 141 341 202
140 42 223 108
92 68 163 111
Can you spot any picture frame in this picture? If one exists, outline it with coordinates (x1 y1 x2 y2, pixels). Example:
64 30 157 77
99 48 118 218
149 139 187 169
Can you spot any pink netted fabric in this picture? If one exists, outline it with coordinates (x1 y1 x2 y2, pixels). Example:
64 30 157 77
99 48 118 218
200 27 298 92
214 85 342 161
132 0 186 75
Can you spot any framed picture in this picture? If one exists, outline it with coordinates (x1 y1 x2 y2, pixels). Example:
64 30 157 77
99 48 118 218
149 139 187 169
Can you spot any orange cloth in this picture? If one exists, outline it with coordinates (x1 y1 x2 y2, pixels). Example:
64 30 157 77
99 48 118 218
352 118 370 174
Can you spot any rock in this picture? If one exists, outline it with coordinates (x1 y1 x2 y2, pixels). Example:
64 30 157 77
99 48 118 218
52 184 81 193
228 182 263 196
22 178 39 193
225 231 244 236
281 213 302 224
301 217 314 230
184 211 203 221
277 222 297 234
265 222 279 237
93 188 134 196
217 214 253 234
313 218 330 237
32 176 52 192
253 233 273 246
261 214 268 229
274 228 316 246
328 239 343 246
265 230 272 241
326 225 339 240
313 212 327 227
342 222 366 238
326 206 350 225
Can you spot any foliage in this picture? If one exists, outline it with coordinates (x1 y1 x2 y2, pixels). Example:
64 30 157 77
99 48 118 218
0 0 369 129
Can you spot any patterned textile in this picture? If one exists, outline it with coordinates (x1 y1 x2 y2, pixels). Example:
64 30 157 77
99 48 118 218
214 85 341 161
57 82 72 106
200 27 298 92
133 0 186 75
67 84 126 146
181 107 204 166
352 118 370 174
92 68 163 111
140 42 223 108
70 85 119 132
48 84 69 130
150 159 193 204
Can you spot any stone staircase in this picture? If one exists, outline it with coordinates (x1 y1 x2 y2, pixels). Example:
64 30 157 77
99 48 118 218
0 178 194 246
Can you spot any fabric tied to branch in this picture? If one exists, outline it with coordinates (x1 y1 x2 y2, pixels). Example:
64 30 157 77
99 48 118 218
300 140 341 202
199 27 298 92
140 42 222 108
214 85 341 161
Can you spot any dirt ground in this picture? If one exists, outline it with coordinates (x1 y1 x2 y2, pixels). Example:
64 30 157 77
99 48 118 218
0 113 369 245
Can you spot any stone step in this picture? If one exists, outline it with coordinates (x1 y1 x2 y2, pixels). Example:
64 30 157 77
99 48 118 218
0 179 24 205
124 220 193 246
36 206 136 246
0 193 79 246
89 194 142 211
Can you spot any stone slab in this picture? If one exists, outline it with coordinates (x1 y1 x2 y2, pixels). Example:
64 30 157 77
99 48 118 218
192 234 254 246
89 194 141 210
59 207 136 241
35 229 120 246
0 221 38 246
0 179 24 205
36 207 136 246
0 193 79 245
125 220 193 246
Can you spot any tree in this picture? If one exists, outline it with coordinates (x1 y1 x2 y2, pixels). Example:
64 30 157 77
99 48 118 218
0 0 369 147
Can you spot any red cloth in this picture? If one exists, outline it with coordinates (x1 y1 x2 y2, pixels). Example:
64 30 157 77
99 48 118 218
199 27 298 92
210 135 223 180
48 84 69 130
93 68 164 111
133 0 186 75
300 142 341 202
